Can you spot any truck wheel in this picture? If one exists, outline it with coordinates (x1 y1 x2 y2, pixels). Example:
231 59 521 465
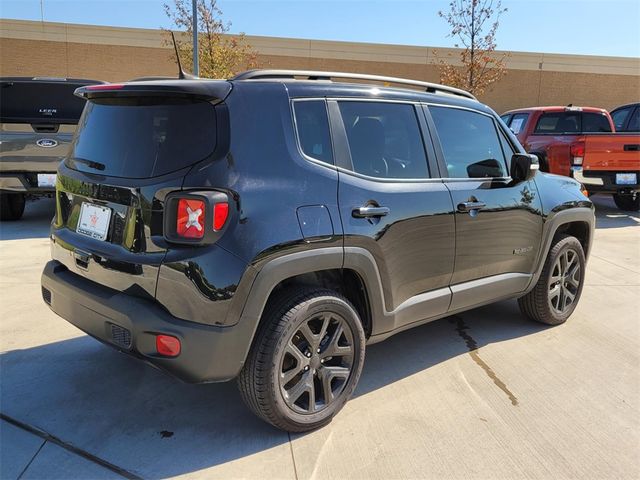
0 193 26 221
238 288 366 432
613 193 640 211
518 234 586 325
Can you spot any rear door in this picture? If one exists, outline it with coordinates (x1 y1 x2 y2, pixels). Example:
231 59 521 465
330 99 455 334
51 91 226 298
425 105 543 312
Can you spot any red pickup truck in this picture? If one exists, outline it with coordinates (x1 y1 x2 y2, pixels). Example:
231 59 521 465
501 106 640 211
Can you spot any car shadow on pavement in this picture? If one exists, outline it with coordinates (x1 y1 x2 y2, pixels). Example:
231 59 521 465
0 198 55 240
591 194 639 229
0 299 547 478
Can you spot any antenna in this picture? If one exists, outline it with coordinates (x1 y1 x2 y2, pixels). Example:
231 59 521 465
170 31 196 80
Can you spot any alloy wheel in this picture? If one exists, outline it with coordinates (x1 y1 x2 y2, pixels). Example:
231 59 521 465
279 312 354 414
548 248 581 315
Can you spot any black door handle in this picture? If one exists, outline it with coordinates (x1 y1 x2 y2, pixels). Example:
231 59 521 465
352 205 390 218
457 201 486 213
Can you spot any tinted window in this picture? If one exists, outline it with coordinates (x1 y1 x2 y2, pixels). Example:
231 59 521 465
0 79 96 124
509 113 529 134
534 112 580 134
500 114 512 125
582 112 612 132
293 100 333 164
67 97 217 179
430 106 508 179
338 101 428 179
611 106 632 131
627 108 640 132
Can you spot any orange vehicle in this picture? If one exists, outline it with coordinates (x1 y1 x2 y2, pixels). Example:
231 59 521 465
501 106 640 210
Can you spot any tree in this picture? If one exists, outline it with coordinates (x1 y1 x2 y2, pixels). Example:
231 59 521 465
435 0 508 96
163 0 258 79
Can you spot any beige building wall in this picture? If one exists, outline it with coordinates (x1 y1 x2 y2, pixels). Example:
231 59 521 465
1 19 639 113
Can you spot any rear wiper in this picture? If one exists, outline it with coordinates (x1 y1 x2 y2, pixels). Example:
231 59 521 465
67 156 106 171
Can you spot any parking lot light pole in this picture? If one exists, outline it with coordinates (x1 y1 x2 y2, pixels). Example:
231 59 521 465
192 0 199 76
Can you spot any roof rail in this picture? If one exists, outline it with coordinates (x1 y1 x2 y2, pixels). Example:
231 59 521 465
231 69 477 100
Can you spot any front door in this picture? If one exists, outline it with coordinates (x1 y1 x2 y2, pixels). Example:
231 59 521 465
426 104 543 312
329 99 455 334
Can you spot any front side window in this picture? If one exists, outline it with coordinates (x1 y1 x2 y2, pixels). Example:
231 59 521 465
430 106 508 179
293 100 333 164
337 101 429 179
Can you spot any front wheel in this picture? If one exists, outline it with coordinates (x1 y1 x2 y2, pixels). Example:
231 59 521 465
613 193 640 211
518 234 586 325
0 193 26 221
238 288 366 432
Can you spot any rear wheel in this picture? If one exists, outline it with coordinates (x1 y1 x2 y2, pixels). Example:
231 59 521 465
613 193 640 211
518 234 586 325
238 288 366 432
0 193 26 221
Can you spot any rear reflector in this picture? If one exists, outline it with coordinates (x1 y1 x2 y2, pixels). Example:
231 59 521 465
177 198 205 238
213 202 229 231
156 335 181 357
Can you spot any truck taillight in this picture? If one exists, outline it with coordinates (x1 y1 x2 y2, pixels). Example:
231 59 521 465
213 202 229 231
570 142 585 165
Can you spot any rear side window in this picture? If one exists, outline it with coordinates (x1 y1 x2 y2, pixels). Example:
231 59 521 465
582 112 611 132
611 106 633 131
293 100 333 164
67 97 217 179
509 113 529 134
430 106 508 179
338 101 428 179
534 111 612 134
0 79 94 124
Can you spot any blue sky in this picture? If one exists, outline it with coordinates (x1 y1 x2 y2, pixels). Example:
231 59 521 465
2 0 639 58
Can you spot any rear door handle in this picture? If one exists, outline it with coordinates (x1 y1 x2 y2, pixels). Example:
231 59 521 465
457 201 486 213
352 206 390 218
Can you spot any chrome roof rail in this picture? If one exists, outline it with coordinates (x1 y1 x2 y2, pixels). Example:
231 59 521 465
231 69 477 100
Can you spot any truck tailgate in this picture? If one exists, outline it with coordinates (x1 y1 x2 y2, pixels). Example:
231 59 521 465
583 135 640 171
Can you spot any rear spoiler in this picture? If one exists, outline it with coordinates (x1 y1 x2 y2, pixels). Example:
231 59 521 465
75 80 232 103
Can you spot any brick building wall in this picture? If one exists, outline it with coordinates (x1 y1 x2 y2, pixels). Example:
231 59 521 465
1 19 638 113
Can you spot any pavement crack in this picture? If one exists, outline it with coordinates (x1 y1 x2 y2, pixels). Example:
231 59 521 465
0 413 142 480
450 316 519 406
16 438 46 479
287 432 300 480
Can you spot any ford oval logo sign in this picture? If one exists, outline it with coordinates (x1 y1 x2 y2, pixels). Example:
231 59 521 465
36 138 58 148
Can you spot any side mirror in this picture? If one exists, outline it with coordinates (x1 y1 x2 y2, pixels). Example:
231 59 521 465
510 153 539 183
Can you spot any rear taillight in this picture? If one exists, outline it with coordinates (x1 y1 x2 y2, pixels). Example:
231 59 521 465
85 83 125 91
156 334 181 357
177 198 205 238
213 202 229 231
164 191 231 244
570 141 585 165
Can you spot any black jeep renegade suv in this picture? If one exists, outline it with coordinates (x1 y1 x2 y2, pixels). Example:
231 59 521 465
41 70 595 432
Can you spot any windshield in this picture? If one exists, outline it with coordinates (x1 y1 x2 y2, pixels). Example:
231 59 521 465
67 97 217 178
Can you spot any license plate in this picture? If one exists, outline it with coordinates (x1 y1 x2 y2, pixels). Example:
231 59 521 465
77 203 111 241
616 173 637 185
37 173 56 188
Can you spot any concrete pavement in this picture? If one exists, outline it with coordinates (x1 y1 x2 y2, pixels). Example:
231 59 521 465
1 195 638 479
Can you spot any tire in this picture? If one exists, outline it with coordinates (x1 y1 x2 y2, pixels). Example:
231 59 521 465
0 193 26 221
238 287 366 432
518 234 586 325
613 193 640 211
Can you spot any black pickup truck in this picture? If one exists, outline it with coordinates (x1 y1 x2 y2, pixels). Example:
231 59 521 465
0 77 102 220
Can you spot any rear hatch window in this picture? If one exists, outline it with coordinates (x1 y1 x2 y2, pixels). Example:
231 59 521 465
67 97 217 178
0 79 96 124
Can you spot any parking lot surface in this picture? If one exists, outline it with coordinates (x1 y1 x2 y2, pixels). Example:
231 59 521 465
1 195 638 480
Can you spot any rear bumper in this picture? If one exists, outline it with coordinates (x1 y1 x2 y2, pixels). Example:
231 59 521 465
41 260 255 383
571 168 640 193
0 173 56 193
